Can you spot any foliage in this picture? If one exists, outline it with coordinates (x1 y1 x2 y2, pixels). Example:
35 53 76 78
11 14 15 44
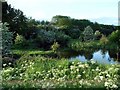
68 39 100 51
100 35 109 46
23 18 40 40
2 55 120 89
0 22 13 56
11 49 53 58
94 30 102 40
65 28 81 39
83 26 94 41
51 42 60 52
2 1 28 40
109 30 120 48
35 30 56 49
35 30 70 49
15 34 26 45
52 15 71 24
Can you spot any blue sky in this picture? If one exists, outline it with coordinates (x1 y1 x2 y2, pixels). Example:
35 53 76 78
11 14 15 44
7 0 119 25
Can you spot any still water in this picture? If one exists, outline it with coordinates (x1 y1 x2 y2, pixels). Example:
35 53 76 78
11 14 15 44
58 49 120 64
70 50 120 64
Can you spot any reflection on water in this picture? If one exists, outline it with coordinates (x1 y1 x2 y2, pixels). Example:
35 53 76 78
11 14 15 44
70 50 119 64
58 49 120 64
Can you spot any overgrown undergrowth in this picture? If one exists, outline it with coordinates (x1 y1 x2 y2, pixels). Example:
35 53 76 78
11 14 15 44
2 55 120 89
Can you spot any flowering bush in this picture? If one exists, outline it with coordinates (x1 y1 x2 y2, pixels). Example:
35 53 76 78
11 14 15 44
2 55 120 89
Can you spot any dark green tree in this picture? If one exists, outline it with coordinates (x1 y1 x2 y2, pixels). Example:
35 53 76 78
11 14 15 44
83 26 94 41
109 30 120 48
2 1 27 40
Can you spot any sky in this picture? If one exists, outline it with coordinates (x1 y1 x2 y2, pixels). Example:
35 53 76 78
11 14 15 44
7 0 119 25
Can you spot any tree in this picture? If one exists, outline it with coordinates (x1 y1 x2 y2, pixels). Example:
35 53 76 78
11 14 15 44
0 22 13 56
83 26 94 41
23 18 39 40
2 1 27 40
51 15 72 29
109 30 120 60
109 30 120 47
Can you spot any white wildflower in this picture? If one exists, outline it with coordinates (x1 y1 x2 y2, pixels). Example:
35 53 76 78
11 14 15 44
106 74 110 78
72 62 75 64
99 76 104 80
3 64 7 67
83 71 85 74
76 68 79 72
96 67 99 71
20 73 23 77
78 65 84 68
90 59 96 64
8 63 11 65
70 66 75 70
84 64 89 67
104 82 109 87
94 76 97 80
77 75 81 79
111 84 118 89
115 68 119 72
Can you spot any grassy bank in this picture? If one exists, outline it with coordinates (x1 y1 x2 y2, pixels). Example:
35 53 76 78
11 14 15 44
67 39 119 52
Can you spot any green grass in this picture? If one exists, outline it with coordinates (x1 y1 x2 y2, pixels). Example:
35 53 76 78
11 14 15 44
11 49 53 56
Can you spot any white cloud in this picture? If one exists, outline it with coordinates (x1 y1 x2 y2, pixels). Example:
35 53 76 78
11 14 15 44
6 0 118 25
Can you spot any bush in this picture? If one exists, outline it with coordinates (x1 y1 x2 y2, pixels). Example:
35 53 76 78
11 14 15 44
94 30 102 40
108 30 120 48
100 35 108 45
14 34 30 48
34 30 56 49
68 39 100 51
51 42 60 52
35 30 71 49
65 28 81 39
55 31 71 46
0 22 13 56
15 34 26 45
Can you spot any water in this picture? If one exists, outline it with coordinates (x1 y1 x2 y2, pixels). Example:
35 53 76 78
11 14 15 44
58 49 120 64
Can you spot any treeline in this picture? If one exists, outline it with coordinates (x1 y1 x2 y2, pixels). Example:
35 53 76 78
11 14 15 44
2 1 120 50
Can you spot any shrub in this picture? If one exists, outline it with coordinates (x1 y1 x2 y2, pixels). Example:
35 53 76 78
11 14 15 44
55 31 71 46
108 30 120 48
15 34 26 45
14 34 30 48
35 30 70 49
35 30 55 48
94 30 102 40
0 22 13 56
100 34 108 45
65 28 81 39
51 42 60 52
